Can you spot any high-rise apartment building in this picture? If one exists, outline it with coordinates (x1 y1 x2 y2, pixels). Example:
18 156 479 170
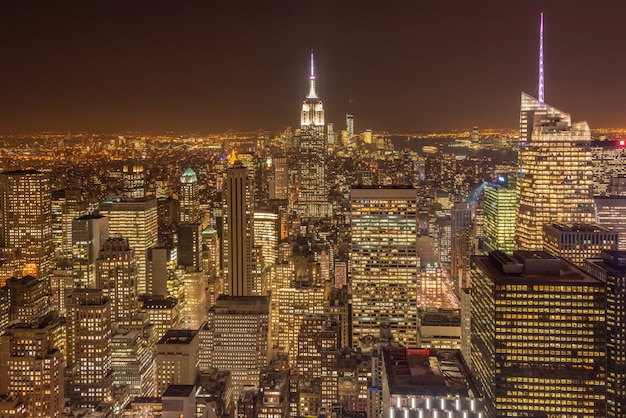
515 93 595 250
179 167 201 225
67 289 114 405
471 251 606 417
297 52 329 219
584 251 626 417
99 197 158 295
72 213 109 288
224 158 254 296
483 175 516 254
350 186 419 347
0 318 64 417
0 170 52 278
96 236 138 326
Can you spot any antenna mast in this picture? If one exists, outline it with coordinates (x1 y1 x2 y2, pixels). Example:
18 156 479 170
538 12 545 103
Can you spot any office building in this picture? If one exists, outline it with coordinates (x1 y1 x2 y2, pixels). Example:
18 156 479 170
111 329 156 397
155 330 199 396
543 222 617 267
178 223 202 270
52 189 88 260
471 250 606 417
0 317 64 417
72 213 109 288
584 251 626 417
483 175 516 254
205 295 269 404
100 197 158 295
253 209 279 270
382 347 482 418
96 236 138 326
595 196 626 251
451 202 475 295
350 186 419 347
123 164 145 199
67 289 114 405
224 157 254 296
515 93 595 250
0 170 52 278
4 275 50 324
179 167 201 225
297 52 329 219
142 296 181 341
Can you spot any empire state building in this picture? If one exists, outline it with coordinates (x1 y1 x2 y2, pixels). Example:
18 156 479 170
296 52 329 219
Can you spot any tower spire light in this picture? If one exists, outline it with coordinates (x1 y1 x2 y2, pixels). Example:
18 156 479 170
538 11 545 104
307 51 318 99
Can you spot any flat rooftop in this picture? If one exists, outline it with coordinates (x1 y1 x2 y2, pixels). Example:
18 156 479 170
158 329 197 344
472 251 603 286
383 347 479 397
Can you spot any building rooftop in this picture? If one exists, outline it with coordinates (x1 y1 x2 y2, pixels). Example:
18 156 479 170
383 347 479 398
473 251 603 285
163 384 195 398
545 222 614 233
157 329 197 345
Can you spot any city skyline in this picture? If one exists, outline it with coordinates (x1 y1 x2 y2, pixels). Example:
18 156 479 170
1 1 626 134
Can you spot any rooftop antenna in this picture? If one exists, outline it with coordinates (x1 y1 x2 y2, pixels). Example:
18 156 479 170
538 12 545 103
307 50 317 99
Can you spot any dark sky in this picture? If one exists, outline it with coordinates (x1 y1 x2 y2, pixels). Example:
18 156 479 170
0 0 625 134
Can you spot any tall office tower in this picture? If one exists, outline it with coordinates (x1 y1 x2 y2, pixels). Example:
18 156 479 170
206 295 270 405
180 271 207 329
253 209 279 270
543 222 617 267
50 267 73 315
592 144 626 196
179 167 201 225
142 296 181 341
516 16 594 250
96 237 138 326
123 164 145 199
326 122 335 147
178 223 202 270
0 319 63 417
350 186 419 347
100 197 158 295
595 195 626 251
483 175 516 254
111 329 156 397
451 202 475 295
296 315 340 410
325 287 351 348
276 285 325 363
471 251 606 418
67 289 114 405
157 195 178 247
584 251 626 417
147 246 176 297
0 170 52 278
346 113 354 140
4 275 50 324
72 213 109 288
272 157 288 200
52 189 87 260
297 52 329 219
155 329 199 396
224 158 254 296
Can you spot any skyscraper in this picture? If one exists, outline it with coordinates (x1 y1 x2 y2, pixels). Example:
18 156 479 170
96 236 138 326
72 213 109 289
483 175 516 254
224 157 254 296
297 52 329 219
67 289 114 405
515 14 595 250
179 167 201 225
99 197 158 295
350 186 419 347
123 164 145 199
471 251 606 417
0 170 52 278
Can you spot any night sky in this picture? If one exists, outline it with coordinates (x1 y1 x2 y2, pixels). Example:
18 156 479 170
1 0 625 134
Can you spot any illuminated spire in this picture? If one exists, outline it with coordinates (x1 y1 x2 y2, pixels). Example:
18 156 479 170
228 149 238 165
307 51 318 99
538 12 545 104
